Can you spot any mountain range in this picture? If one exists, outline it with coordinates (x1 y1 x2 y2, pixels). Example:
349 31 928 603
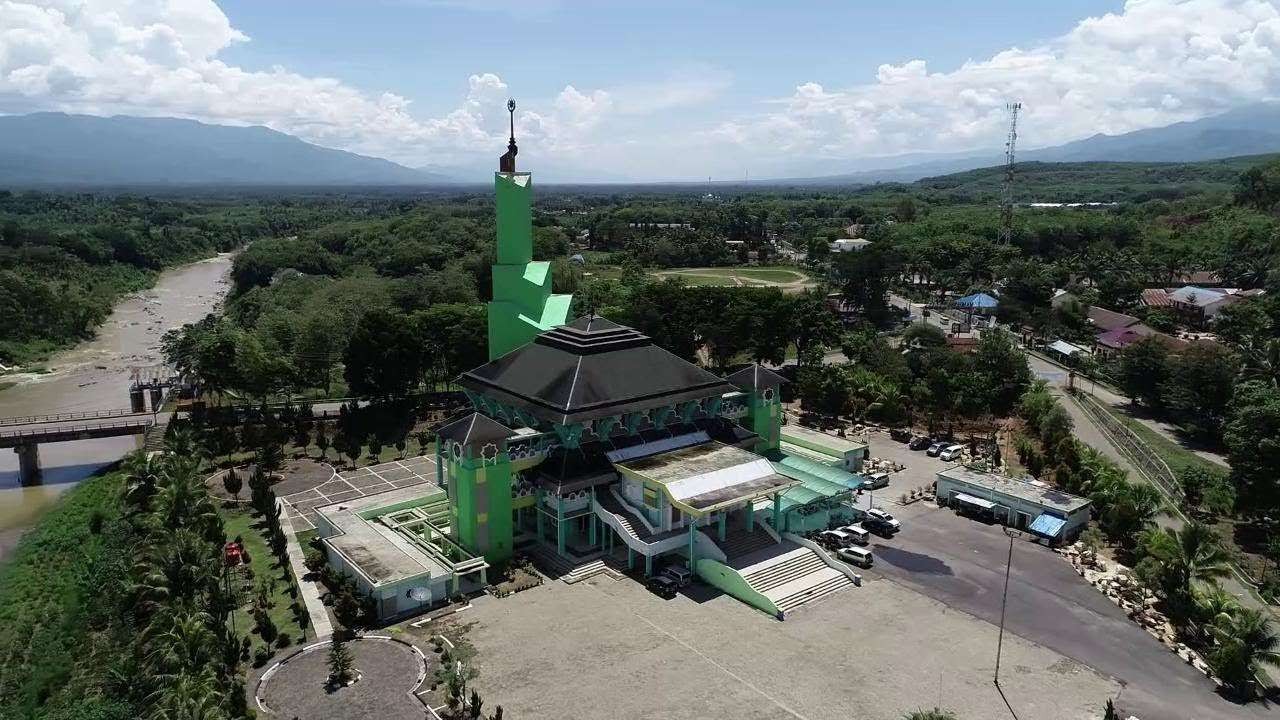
0 113 458 186
2 104 1280 186
776 103 1280 185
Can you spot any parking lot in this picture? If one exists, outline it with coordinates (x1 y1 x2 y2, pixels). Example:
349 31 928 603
861 501 1269 720
454 562 1120 720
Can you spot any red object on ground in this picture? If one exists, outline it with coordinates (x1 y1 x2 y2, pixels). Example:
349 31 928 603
224 541 244 567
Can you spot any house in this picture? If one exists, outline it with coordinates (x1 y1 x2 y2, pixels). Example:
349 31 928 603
829 238 872 253
1165 286 1237 323
946 336 980 353
1093 323 1187 359
1046 339 1090 364
1085 306 1141 333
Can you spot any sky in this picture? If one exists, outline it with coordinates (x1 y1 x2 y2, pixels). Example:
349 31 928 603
3 0 1280 181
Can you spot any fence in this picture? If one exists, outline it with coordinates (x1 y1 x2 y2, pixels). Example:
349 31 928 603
1070 391 1181 503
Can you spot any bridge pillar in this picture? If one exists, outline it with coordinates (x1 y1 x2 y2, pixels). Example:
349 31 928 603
129 388 146 413
15 443 40 486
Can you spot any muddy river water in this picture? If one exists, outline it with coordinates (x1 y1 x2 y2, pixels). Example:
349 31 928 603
0 253 234 559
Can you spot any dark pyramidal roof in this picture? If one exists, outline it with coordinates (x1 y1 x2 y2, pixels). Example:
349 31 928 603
725 363 787 392
459 315 735 425
437 412 513 450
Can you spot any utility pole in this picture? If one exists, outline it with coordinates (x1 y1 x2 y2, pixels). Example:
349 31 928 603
994 526 1023 685
999 102 1021 245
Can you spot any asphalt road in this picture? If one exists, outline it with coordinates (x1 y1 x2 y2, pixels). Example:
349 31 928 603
861 504 1276 720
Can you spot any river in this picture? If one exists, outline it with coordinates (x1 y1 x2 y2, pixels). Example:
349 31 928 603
0 253 235 559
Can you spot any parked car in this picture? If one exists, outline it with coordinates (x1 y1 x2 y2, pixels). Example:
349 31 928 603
838 524 871 545
818 529 855 549
661 565 693 588
837 546 874 568
939 444 965 462
864 508 901 536
862 471 890 490
646 575 678 598
889 427 912 442
909 435 932 451
926 441 946 456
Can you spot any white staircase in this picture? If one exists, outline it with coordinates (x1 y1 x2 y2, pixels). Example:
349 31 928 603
739 546 853 615
527 544 621 584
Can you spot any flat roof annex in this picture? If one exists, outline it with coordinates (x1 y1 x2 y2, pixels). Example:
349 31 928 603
937 466 1091 515
616 441 796 516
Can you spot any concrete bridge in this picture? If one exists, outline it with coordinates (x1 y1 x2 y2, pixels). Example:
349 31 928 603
0 409 169 485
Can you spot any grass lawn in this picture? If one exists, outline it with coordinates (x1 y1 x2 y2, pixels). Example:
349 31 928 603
1094 401 1225 478
221 505 308 657
660 266 811 284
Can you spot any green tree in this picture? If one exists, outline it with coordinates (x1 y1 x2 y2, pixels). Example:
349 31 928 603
1117 337 1170 408
1159 343 1240 441
315 422 330 460
344 307 423 399
327 634 355 687
1209 607 1280 697
221 468 242 503
1223 380 1280 508
1137 522 1230 617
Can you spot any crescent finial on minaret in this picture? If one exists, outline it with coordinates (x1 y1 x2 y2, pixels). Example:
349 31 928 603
500 98 518 172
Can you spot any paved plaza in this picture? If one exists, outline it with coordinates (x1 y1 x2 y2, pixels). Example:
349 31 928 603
280 455 437 530
456 569 1120 720
257 637 430 720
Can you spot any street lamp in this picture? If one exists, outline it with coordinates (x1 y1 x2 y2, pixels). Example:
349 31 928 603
994 526 1023 686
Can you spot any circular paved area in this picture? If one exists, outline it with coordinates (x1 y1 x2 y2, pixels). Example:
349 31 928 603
259 637 428 719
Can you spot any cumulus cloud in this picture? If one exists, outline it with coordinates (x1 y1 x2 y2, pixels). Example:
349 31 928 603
713 0 1280 161
0 0 613 166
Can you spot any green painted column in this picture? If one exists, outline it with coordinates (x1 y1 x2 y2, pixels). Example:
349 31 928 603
745 502 755 531
589 487 598 546
556 495 566 557
718 512 727 542
687 522 696 570
772 492 781 530
435 442 444 488
535 490 544 543
645 553 653 576
446 449 514 564
628 546 635 570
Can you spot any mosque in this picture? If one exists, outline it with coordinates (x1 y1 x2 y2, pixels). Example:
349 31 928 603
316 102 870 620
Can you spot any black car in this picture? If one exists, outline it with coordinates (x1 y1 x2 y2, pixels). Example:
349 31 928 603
862 517 899 537
908 435 932 451
889 428 912 443
646 576 678 599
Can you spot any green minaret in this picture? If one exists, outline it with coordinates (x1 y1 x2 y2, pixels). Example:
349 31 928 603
488 98 572 360
726 364 787 453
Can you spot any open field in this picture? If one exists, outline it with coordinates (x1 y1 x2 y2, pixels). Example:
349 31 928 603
222 506 309 655
653 265 817 292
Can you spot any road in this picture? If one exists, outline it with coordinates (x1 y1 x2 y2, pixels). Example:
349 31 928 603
864 505 1276 720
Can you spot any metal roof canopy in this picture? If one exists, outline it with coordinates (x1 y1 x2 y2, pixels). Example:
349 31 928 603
616 441 796 516
1029 513 1068 538
952 492 997 510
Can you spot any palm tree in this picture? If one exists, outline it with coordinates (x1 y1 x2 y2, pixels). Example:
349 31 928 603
1095 480 1164 547
1195 585 1241 627
1141 522 1231 615
122 452 161 514
1209 607 1280 697
134 529 220 612
145 667 229 720
140 607 219 681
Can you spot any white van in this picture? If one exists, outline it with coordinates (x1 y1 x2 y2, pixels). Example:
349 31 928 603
939 444 965 462
819 529 854 549
838 546 874 568
839 524 871 546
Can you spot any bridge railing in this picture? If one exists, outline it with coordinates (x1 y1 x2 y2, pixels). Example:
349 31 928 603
0 418 155 440
0 408 143 427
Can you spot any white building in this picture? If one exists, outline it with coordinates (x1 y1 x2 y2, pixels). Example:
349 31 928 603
935 466 1091 544
829 238 872 253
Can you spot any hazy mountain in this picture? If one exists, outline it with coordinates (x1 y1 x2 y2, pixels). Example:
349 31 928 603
0 113 459 186
779 103 1280 185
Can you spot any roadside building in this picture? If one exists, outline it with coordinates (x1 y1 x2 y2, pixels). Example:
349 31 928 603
1046 339 1090 364
829 238 872 253
935 466 1092 545
953 292 999 317
1093 323 1188 359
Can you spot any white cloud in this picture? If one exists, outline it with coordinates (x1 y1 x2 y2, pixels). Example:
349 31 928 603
0 0 613 166
714 0 1280 163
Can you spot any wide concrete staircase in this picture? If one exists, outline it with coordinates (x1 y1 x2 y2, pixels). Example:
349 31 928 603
738 546 853 615
527 544 622 584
